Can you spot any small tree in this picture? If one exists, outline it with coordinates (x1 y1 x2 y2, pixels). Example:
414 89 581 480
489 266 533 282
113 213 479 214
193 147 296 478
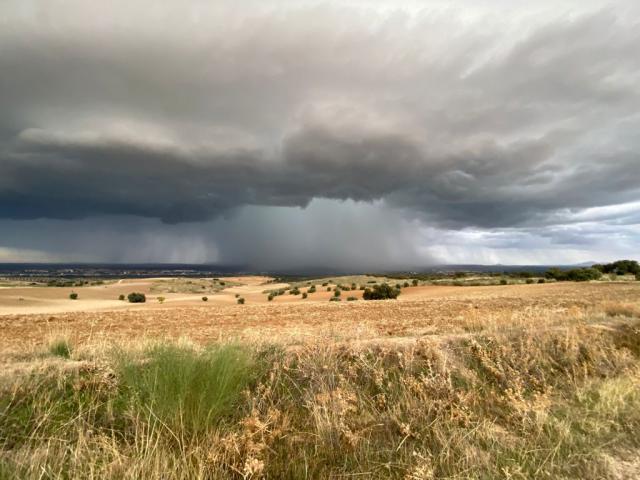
363 284 400 300
119 294 125 301
334 289 341 297
403 282 410 288
128 292 146 303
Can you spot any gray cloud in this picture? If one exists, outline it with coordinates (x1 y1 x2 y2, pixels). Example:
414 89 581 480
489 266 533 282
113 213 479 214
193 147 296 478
1 1 639 265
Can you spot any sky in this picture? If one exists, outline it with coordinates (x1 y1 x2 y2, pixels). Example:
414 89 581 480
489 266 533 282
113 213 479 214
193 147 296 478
1 0 639 269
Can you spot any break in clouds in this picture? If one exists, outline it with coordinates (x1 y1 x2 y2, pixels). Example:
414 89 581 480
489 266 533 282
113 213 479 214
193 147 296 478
1 0 639 268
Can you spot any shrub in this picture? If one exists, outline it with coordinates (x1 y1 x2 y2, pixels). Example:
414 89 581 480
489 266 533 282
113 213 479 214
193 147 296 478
290 287 300 295
412 279 419 286
237 298 245 305
322 282 328 286
403 282 410 288
333 289 341 297
117 344 255 436
362 283 400 300
329 297 341 302
48 338 72 358
268 294 274 301
545 267 602 282
118 294 125 301
127 292 146 303
594 260 640 276
538 278 546 284
308 286 316 293
526 279 534 284
235 293 240 298
202 296 208 302
302 292 308 299
347 296 357 301
69 292 78 300
157 296 165 303
327 287 331 292
351 283 357 290
500 279 508 285
395 283 402 289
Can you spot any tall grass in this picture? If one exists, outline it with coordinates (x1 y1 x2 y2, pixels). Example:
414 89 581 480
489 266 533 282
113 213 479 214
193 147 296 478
1 315 639 478
48 337 72 358
117 344 256 436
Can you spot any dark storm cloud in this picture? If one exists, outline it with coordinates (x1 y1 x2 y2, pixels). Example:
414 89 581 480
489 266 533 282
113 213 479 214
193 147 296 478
1 1 639 230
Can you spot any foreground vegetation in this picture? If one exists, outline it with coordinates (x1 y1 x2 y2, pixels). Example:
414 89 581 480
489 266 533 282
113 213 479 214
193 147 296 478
1 305 639 479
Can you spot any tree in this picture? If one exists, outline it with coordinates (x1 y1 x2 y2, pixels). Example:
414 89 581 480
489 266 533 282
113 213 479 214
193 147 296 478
128 292 146 303
362 284 400 300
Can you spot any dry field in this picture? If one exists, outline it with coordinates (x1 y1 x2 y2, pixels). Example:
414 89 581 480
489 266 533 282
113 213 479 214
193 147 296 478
1 278 639 479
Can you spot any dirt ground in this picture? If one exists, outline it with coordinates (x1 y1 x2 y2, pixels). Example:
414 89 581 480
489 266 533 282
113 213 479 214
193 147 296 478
1 277 639 353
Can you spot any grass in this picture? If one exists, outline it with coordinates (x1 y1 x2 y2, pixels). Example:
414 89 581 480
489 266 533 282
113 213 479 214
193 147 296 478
48 337 72 358
116 343 257 436
1 306 639 478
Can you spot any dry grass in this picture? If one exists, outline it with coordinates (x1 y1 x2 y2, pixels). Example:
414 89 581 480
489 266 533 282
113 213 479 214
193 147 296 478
1 313 640 478
1 283 639 478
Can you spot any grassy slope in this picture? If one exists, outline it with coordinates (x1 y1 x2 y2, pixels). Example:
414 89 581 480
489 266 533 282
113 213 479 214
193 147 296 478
0 314 639 479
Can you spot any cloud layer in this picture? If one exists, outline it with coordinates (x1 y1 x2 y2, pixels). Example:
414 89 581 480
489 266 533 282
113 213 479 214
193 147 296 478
1 1 639 266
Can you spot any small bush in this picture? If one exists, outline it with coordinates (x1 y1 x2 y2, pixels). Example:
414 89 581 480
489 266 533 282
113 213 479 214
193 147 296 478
302 292 308 299
403 282 410 288
329 297 341 302
526 279 534 284
333 289 341 297
157 296 165 303
202 296 208 302
326 287 331 292
538 278 546 284
290 287 300 295
347 296 357 301
351 283 357 290
308 286 316 293
237 298 245 305
48 338 72 358
69 292 78 300
235 293 240 298
362 284 400 300
118 294 125 301
500 279 508 285
322 282 329 286
268 294 274 301
412 279 418 286
127 292 146 303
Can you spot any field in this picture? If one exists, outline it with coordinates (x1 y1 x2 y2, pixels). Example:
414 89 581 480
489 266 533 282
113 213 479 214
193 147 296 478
1 277 639 478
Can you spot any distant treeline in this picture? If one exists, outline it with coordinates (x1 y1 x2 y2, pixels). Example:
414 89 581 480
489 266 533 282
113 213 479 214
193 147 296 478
382 260 640 283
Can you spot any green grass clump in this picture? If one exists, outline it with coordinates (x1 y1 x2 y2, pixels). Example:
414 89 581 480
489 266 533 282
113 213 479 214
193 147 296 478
48 339 72 358
118 344 255 436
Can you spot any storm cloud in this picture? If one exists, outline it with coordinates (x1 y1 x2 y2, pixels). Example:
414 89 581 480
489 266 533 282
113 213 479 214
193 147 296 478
1 0 639 266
